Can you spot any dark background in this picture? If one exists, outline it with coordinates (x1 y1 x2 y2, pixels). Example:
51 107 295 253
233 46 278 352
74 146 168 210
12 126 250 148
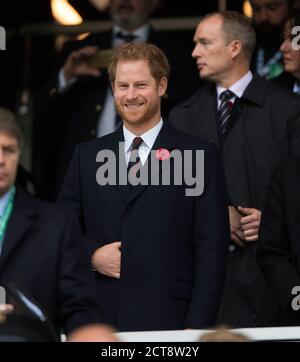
0 0 245 111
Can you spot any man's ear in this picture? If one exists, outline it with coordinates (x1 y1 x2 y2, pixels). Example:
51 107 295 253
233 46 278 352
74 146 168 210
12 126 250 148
158 77 168 97
230 40 242 59
111 82 115 95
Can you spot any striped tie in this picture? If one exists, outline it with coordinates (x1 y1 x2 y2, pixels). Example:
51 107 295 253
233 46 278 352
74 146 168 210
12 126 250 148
127 137 143 186
218 90 234 134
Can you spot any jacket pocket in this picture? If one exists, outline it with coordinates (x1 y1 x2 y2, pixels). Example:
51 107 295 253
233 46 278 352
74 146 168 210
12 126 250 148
170 280 193 300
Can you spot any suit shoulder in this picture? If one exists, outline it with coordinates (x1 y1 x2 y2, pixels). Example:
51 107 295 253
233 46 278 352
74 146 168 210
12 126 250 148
77 131 119 153
268 82 300 104
171 84 211 111
21 192 74 222
174 127 218 151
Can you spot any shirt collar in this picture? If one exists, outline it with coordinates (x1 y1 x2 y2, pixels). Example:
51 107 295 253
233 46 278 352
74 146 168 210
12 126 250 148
123 118 163 153
293 81 300 94
113 24 150 43
216 71 253 100
0 186 14 217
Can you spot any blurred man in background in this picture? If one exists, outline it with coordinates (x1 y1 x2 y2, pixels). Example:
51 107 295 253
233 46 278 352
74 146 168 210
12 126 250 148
273 8 300 92
250 0 292 79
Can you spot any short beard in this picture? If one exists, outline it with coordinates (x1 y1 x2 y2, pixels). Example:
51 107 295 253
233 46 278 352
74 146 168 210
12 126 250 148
254 21 284 49
115 99 160 129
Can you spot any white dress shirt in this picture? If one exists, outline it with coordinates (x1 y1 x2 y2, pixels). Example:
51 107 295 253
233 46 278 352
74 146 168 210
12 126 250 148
216 71 253 107
0 187 12 218
123 119 163 166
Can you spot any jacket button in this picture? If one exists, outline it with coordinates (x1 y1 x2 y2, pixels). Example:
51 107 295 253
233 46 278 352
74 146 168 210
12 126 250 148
49 87 57 97
90 129 96 136
95 104 102 112
228 244 236 252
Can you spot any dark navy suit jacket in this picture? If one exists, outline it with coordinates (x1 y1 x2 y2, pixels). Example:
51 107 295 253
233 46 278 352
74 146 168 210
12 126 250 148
58 122 229 332
0 189 100 335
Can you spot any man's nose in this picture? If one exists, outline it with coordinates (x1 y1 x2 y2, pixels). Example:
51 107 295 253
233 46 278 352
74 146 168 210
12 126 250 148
257 8 269 24
280 38 290 52
192 43 201 58
126 86 137 100
0 149 5 164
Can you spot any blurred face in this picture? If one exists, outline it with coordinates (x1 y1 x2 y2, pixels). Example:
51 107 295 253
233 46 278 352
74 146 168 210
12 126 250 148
112 59 167 134
110 0 158 31
250 0 289 26
0 132 20 197
280 21 300 79
192 16 235 83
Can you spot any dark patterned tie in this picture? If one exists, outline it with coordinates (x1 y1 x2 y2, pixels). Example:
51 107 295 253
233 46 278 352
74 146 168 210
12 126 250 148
218 89 234 134
127 137 143 186
115 31 137 43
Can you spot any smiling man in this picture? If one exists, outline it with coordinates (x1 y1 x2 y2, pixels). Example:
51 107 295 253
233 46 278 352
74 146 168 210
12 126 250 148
36 0 200 202
58 42 229 332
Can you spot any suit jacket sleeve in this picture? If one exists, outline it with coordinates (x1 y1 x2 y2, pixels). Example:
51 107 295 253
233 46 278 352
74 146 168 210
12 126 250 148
289 104 300 156
185 142 229 328
58 211 102 334
57 145 100 257
258 160 300 310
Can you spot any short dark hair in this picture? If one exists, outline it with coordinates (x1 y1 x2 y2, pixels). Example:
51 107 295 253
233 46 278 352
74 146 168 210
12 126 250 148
108 42 170 84
0 108 22 149
201 11 256 62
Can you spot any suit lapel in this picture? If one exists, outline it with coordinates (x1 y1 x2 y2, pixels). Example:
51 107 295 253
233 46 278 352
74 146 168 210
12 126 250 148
190 85 221 147
0 189 35 271
127 122 177 203
106 126 131 203
223 97 245 141
223 74 267 142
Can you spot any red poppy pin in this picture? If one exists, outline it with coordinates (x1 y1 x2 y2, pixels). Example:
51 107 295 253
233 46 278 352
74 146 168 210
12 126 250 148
155 148 170 161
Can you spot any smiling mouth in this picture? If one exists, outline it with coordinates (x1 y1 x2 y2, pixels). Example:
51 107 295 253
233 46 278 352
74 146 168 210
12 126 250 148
125 103 144 109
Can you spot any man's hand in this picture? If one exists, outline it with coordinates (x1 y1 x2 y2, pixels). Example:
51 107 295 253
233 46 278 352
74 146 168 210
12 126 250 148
238 207 261 242
63 46 101 81
229 206 245 247
91 242 121 279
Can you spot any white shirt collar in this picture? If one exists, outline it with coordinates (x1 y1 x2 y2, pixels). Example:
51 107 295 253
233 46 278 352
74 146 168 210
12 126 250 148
216 71 253 101
113 24 150 44
293 81 300 94
0 186 14 217
123 119 163 152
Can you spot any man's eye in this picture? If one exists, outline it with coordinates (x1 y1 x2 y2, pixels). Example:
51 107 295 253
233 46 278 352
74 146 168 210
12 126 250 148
267 4 279 11
252 5 260 12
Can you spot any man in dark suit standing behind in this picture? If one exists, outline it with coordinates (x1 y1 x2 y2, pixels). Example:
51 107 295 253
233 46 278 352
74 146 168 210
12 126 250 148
258 155 300 326
58 42 229 332
0 107 101 338
169 11 300 327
